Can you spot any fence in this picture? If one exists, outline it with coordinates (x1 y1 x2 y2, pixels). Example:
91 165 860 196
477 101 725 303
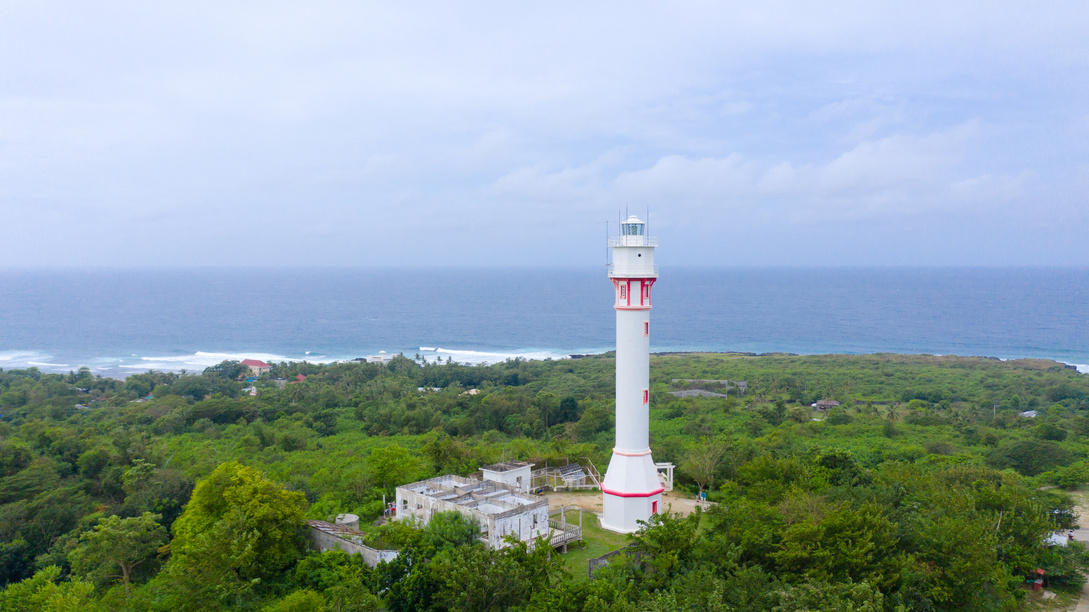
587 544 644 579
307 520 399 567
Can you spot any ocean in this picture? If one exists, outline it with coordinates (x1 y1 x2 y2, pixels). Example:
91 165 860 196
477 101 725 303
0 267 1086 378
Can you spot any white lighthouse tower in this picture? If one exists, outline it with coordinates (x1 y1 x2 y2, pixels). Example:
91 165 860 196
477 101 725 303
601 215 663 533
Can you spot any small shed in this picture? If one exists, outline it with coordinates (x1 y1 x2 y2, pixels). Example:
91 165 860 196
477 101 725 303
481 461 533 493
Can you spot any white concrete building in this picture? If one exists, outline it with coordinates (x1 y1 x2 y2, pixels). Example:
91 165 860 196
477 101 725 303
367 351 393 364
601 216 664 533
481 461 533 493
395 475 549 549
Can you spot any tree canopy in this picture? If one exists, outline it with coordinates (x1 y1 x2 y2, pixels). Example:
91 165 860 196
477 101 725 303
2 352 1089 610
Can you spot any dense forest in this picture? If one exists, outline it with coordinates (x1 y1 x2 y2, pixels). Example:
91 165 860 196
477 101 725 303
2 352 1089 610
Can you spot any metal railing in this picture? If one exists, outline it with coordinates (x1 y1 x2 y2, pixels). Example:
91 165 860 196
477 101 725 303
607 236 657 247
548 519 582 547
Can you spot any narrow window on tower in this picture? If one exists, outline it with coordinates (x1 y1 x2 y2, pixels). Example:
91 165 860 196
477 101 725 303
643 389 649 404
643 321 649 336
620 285 627 300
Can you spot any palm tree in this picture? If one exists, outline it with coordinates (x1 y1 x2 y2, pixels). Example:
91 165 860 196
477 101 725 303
885 404 903 423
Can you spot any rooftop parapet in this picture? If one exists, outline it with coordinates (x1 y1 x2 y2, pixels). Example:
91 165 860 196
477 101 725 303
481 460 533 473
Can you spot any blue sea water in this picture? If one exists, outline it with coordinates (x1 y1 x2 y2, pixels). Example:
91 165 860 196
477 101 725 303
0 267 1086 378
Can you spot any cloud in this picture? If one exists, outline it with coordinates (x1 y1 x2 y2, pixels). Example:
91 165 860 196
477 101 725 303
474 123 1047 266
480 126 994 225
949 173 1029 204
1 2 1088 266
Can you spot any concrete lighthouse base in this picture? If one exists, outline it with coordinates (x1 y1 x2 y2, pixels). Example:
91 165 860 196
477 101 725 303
600 450 664 533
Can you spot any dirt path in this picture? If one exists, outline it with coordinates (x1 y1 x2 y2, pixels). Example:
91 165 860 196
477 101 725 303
1063 490 1089 611
544 490 702 518
1072 583 1089 612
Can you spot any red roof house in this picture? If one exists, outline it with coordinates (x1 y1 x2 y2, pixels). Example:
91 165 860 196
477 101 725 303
241 359 272 376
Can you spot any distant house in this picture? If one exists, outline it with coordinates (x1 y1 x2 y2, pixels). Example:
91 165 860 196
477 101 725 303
367 351 394 364
1019 410 1038 418
813 400 841 411
241 359 272 377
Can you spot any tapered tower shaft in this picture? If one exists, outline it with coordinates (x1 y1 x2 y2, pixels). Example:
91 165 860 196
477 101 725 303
601 216 663 533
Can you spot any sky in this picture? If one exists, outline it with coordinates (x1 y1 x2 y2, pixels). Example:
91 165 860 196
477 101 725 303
1 2 1087 268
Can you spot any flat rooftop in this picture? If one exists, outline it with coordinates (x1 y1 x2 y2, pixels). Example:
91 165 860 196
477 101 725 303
399 475 543 516
481 460 532 473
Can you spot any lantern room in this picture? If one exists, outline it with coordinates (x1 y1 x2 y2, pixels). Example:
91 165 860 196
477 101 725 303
608 216 657 279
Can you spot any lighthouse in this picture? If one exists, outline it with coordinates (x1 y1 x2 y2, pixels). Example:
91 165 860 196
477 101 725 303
601 215 663 533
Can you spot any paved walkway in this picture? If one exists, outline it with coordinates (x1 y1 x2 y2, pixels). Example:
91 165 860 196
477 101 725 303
1063 491 1089 611
1072 585 1089 612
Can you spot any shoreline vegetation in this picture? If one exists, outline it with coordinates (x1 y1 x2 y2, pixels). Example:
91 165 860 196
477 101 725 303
2 352 1089 610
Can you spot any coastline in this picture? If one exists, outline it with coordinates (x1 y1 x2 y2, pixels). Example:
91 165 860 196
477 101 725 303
3 346 1086 379
2 268 1086 378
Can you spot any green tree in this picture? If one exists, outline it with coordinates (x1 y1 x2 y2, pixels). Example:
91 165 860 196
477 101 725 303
631 510 702 590
291 550 379 612
788 407 810 424
534 391 557 430
379 512 481 612
772 578 884 612
1053 462 1089 490
557 396 579 423
0 565 98 612
364 445 425 492
826 408 852 425
68 512 166 597
431 535 567 612
165 462 307 608
679 439 727 499
261 589 327 612
1036 422 1069 441
771 503 900 591
986 439 1073 476
0 442 32 478
121 459 156 495
575 403 613 440
76 448 113 478
421 433 473 475
121 466 193 531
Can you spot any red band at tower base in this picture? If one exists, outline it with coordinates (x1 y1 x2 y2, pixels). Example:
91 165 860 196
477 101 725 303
602 486 666 498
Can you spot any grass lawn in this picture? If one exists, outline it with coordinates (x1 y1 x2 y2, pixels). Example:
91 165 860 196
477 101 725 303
553 509 630 580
